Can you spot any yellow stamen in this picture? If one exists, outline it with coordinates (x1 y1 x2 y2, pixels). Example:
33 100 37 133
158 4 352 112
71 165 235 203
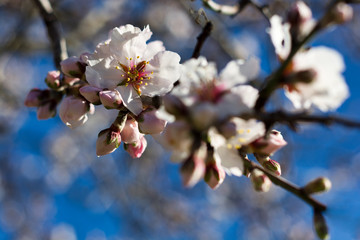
147 77 151 80
115 66 120 70
145 83 148 86
227 144 232 149
237 129 244 134
238 138 246 143
235 145 241 149
137 56 140 59
126 57 129 60
247 129 251 133
127 78 130 81
130 57 133 60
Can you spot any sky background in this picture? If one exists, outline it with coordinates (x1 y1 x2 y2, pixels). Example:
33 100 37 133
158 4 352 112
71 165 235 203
0 0 360 239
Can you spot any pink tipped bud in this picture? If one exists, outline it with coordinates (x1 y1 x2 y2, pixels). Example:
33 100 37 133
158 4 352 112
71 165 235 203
59 96 93 128
96 126 121 156
332 3 353 24
180 143 207 188
204 160 226 189
250 169 271 192
79 85 102 104
124 135 147 158
45 71 61 89
303 177 332 195
25 89 43 107
37 101 56 120
190 103 217 131
99 90 123 109
60 56 85 78
313 211 330 240
288 1 312 26
137 110 167 134
251 130 287 155
263 159 281 176
120 118 141 144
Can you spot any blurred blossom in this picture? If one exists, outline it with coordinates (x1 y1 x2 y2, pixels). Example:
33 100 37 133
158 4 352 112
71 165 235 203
50 223 77 240
0 201 25 232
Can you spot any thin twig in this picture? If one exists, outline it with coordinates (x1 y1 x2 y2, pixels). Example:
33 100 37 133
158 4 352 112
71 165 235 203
192 21 214 58
32 0 68 69
244 160 327 212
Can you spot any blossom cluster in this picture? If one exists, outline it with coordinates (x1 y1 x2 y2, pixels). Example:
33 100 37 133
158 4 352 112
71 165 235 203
25 1 353 191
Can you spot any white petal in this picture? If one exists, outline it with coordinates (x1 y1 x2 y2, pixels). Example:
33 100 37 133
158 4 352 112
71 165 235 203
117 86 143 115
268 15 291 59
214 147 243 177
143 41 165 60
220 57 260 86
141 51 181 96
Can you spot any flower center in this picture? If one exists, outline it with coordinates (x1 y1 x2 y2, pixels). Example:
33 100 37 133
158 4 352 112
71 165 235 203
116 56 154 95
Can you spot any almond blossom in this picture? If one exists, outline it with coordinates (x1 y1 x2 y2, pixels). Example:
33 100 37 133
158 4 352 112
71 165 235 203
84 24 181 115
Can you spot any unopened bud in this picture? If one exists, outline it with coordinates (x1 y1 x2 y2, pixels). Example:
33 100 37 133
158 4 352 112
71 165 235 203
251 130 287 155
79 85 102 104
137 109 167 134
24 89 43 107
60 56 85 78
63 76 80 86
59 96 94 128
37 101 56 120
99 90 123 109
120 118 141 144
313 211 330 240
180 143 207 188
204 159 226 189
288 1 312 26
96 126 121 156
332 3 353 24
250 169 271 192
303 177 332 195
45 71 60 89
262 159 281 176
124 135 147 158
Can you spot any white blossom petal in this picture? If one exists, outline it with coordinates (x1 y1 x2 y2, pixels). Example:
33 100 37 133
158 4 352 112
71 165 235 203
117 86 143 115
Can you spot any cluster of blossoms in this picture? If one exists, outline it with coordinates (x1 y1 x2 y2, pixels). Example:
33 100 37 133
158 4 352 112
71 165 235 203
25 1 352 192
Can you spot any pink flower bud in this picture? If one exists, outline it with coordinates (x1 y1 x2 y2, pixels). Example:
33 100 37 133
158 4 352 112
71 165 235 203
332 3 353 24
37 101 56 120
204 160 226 189
288 1 312 26
60 56 85 77
124 135 147 158
180 143 207 188
99 90 123 109
250 169 271 192
120 118 141 144
262 159 281 176
45 71 60 89
59 96 93 128
25 89 42 107
251 130 287 155
137 110 167 134
79 85 102 104
303 177 332 195
96 126 121 156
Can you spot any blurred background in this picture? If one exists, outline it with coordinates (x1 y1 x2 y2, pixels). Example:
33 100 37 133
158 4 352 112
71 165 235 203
0 0 360 239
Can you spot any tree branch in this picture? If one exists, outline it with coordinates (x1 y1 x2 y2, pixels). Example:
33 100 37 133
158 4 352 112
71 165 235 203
32 0 68 70
244 159 327 212
192 21 213 58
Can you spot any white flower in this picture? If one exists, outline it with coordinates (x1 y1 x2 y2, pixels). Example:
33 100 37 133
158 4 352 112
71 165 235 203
209 118 265 177
85 25 181 115
268 15 291 60
284 47 349 111
173 57 260 121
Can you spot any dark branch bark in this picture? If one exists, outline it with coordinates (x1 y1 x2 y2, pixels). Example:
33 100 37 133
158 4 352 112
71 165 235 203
192 21 213 58
244 160 327 212
32 0 68 70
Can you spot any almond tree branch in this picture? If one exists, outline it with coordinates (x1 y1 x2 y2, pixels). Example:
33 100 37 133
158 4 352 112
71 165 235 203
243 159 327 212
192 21 214 58
32 0 68 69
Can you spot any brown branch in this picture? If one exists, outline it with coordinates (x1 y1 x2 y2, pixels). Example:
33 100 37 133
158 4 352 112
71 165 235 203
249 110 360 130
192 21 213 58
244 160 327 212
32 0 68 70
